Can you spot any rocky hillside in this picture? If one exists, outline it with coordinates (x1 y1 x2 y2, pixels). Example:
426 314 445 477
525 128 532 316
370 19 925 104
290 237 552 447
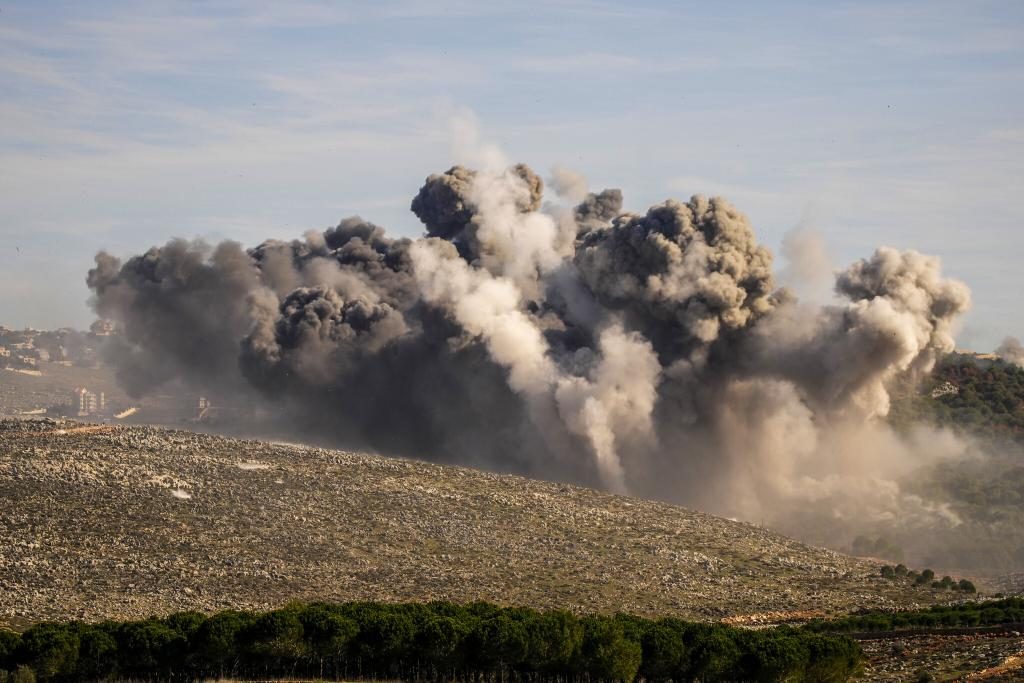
0 420 939 626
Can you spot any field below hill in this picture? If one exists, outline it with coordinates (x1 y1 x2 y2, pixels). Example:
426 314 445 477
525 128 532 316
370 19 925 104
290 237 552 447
0 419 954 627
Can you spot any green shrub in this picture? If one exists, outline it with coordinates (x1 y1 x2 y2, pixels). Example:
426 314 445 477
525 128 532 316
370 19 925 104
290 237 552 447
16 624 78 679
806 598 1024 635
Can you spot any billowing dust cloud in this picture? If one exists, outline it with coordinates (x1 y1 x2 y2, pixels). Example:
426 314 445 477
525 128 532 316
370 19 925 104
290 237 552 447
88 158 980 562
997 336 1024 367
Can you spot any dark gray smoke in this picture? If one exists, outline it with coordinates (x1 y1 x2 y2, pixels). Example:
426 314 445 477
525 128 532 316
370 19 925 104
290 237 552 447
411 164 543 263
88 161 978 555
573 189 623 236
87 239 260 395
574 196 775 362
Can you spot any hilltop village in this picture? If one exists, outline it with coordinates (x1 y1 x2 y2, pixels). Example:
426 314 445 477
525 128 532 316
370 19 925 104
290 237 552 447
0 323 216 423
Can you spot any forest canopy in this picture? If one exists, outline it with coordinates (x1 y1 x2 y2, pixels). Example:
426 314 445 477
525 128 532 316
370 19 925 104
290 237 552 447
0 600 863 683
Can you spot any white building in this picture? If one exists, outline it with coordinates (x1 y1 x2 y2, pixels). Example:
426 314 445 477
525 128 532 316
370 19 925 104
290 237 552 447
72 388 105 416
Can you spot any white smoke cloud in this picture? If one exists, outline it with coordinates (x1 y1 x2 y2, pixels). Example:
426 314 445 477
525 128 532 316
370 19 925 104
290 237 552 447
409 160 662 493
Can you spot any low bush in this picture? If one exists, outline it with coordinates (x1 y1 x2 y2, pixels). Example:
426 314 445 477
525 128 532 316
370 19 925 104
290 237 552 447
806 598 1024 634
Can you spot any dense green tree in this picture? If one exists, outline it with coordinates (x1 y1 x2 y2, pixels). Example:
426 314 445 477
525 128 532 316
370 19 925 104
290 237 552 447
15 624 79 680
736 630 808 681
73 625 117 680
345 603 417 677
243 608 307 674
193 610 254 677
163 611 207 641
578 616 642 682
470 614 529 674
0 630 19 671
525 609 583 676
689 625 741 680
638 619 688 681
296 603 357 677
114 619 183 677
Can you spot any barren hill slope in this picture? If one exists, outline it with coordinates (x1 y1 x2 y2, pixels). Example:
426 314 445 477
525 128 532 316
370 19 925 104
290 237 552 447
0 419 932 625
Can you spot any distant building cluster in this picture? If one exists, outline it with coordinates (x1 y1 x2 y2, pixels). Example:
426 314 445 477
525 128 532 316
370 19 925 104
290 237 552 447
0 321 247 425
0 327 45 370
0 321 116 371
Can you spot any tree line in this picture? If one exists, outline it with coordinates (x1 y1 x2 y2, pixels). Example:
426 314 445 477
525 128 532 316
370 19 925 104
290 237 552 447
877 565 976 592
805 597 1024 634
0 600 863 682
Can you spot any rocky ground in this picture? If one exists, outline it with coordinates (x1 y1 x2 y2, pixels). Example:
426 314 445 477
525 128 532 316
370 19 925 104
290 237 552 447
860 632 1024 681
0 418 947 627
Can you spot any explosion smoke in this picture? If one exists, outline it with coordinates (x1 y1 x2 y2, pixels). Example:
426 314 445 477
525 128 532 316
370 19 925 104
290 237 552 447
87 160 976 556
996 336 1024 367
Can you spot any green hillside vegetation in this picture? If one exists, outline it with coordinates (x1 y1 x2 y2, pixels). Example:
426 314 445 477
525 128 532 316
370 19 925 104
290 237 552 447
927 462 1024 508
877 564 976 593
890 355 1024 440
871 355 1024 571
0 601 863 683
805 597 1024 634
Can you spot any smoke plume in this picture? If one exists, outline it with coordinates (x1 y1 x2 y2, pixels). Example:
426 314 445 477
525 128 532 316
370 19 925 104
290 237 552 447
996 336 1024 367
88 159 982 562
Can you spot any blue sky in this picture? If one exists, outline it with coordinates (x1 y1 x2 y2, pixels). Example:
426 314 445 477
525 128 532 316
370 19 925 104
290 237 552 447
0 0 1022 350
